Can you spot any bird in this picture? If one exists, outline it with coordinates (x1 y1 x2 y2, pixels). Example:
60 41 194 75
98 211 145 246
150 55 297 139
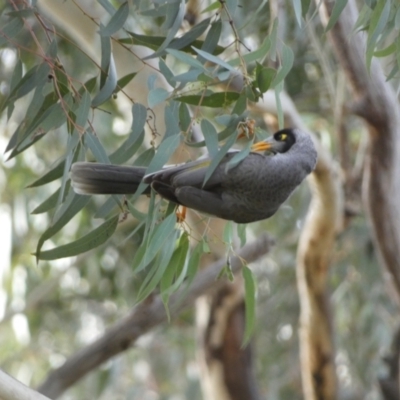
70 128 317 223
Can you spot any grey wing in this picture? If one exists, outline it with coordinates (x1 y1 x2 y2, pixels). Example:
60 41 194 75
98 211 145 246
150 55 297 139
144 156 225 188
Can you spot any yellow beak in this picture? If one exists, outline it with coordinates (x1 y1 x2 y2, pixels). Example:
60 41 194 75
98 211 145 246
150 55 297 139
251 139 274 152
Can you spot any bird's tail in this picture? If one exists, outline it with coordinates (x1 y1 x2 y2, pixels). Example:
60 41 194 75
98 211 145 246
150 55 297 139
70 162 148 195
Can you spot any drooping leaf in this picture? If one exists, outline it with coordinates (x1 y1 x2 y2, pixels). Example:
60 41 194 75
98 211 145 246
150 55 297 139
132 212 177 273
325 0 348 31
144 0 186 59
36 190 91 256
100 1 129 36
255 63 276 93
144 133 181 179
37 215 119 260
175 92 240 108
192 47 237 73
292 0 303 27
201 119 218 158
27 159 65 188
84 130 110 164
203 132 237 185
166 48 208 71
0 16 24 47
136 229 180 303
92 35 118 107
115 72 137 94
271 44 294 87
242 265 257 346
229 35 272 67
148 87 169 108
109 103 147 164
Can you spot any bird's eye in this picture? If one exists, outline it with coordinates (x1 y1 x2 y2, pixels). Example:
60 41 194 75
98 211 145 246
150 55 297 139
278 133 287 141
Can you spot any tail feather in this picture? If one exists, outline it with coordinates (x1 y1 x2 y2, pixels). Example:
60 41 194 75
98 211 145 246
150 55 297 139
70 162 148 195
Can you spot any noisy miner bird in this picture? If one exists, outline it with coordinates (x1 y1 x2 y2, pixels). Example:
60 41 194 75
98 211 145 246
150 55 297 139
70 128 317 223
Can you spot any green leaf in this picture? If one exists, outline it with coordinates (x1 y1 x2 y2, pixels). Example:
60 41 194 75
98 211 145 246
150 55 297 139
242 265 257 346
201 119 218 158
226 140 252 171
164 101 180 139
94 196 121 219
160 232 190 299
255 63 276 93
292 0 303 27
201 1 221 13
0 16 24 47
58 133 81 204
132 212 177 272
100 1 129 36
366 0 391 69
175 92 240 108
148 87 169 108
36 191 91 256
166 48 208 71
237 223 247 247
200 19 222 56
31 185 68 215
374 42 396 57
271 44 294 87
159 59 175 88
229 36 271 67
325 0 348 31
179 103 192 132
115 72 137 94
144 0 186 59
145 134 181 175
192 47 237 73
109 103 147 164
123 31 224 55
136 229 180 303
203 132 237 185
223 221 233 244
37 215 119 260
97 0 116 15
27 159 65 188
92 35 117 107
301 0 311 18
73 91 91 135
84 130 110 164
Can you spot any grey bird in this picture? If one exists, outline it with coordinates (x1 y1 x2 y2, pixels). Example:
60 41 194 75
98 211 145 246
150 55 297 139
70 128 317 223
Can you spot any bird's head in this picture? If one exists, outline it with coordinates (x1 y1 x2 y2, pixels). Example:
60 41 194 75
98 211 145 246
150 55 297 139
251 128 297 154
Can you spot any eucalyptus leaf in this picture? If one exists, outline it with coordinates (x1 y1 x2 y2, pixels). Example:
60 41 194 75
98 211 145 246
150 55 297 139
100 1 129 36
37 215 119 260
242 265 257 346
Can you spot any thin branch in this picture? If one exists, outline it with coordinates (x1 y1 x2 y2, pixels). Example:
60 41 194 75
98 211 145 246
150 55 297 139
37 234 274 399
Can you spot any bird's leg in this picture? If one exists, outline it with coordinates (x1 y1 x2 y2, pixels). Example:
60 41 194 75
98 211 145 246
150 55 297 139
176 205 187 223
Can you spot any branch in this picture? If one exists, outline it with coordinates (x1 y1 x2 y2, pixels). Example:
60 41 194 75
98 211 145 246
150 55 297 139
0 369 51 400
37 234 274 399
320 0 400 301
264 90 340 400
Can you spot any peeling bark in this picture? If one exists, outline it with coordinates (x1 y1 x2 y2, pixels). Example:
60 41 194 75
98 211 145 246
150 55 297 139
320 0 400 302
319 1 400 398
253 88 340 400
197 281 262 400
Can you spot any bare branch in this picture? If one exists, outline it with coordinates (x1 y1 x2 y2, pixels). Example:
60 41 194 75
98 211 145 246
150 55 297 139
37 234 274 399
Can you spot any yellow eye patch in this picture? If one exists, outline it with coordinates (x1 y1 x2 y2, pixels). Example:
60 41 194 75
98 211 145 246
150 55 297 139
279 133 287 141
